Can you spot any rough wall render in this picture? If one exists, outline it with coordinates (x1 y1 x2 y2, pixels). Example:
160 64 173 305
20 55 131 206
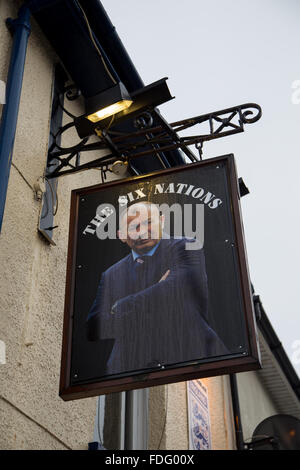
201 376 236 450
165 383 189 450
148 385 167 450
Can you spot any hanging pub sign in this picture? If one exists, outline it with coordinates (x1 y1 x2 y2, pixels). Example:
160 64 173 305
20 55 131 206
59 154 261 400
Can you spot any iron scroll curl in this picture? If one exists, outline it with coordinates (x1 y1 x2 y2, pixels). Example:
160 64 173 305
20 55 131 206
238 103 262 124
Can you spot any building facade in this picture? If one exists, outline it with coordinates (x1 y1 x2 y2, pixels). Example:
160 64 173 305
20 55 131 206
0 0 299 451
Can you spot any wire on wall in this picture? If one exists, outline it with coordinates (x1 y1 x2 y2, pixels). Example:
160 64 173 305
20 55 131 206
11 162 34 192
76 1 117 86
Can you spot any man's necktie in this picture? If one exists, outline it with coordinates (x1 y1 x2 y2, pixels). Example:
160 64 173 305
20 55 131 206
134 256 152 289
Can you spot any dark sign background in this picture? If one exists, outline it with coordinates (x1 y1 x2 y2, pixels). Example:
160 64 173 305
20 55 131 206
60 155 260 400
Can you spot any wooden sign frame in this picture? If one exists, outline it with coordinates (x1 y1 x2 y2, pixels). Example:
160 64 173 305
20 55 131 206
60 155 260 400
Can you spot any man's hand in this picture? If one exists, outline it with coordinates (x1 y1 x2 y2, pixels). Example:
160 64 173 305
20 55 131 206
159 269 170 282
110 270 170 315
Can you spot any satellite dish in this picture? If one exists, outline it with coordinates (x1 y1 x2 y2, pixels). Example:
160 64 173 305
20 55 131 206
251 414 300 450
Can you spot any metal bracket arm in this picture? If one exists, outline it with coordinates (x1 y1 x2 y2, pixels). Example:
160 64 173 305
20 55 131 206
46 102 262 179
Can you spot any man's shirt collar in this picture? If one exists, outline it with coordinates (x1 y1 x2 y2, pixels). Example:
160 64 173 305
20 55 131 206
132 240 161 261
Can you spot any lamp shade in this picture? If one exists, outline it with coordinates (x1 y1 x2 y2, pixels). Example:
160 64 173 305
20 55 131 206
85 82 132 123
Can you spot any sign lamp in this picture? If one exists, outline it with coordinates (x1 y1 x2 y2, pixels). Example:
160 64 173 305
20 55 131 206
75 78 174 138
85 82 133 123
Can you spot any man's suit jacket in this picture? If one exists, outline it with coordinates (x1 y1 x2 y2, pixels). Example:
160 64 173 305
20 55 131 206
87 237 227 375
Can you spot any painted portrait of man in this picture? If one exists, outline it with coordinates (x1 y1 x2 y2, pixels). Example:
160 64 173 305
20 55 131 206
86 201 227 376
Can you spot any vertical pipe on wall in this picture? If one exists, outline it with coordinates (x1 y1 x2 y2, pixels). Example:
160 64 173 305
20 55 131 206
0 5 31 232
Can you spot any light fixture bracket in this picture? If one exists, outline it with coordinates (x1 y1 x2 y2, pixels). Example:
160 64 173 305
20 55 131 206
46 91 262 180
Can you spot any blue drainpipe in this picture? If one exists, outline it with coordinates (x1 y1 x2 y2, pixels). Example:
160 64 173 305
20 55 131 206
0 5 31 232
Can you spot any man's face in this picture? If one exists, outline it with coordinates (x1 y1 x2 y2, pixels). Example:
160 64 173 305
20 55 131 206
118 203 164 255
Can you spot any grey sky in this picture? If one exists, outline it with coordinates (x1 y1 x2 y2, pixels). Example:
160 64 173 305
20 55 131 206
103 0 300 375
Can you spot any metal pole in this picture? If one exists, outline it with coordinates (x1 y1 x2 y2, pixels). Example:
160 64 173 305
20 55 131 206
0 5 31 232
125 389 149 450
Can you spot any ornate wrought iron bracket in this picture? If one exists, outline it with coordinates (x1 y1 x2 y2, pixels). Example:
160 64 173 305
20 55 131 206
46 96 262 179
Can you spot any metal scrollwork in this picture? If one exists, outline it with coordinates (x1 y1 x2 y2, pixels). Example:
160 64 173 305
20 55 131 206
238 103 262 124
46 102 262 179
